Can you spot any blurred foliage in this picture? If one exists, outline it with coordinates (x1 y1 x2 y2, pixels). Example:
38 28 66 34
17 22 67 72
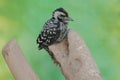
0 0 120 80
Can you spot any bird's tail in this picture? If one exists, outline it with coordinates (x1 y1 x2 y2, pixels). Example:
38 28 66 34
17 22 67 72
38 45 43 50
36 37 43 50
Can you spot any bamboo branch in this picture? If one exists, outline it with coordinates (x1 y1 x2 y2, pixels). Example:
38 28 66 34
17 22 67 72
2 39 39 80
2 30 102 80
48 30 102 80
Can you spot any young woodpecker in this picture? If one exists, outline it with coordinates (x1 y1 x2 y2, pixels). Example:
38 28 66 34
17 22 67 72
37 8 73 50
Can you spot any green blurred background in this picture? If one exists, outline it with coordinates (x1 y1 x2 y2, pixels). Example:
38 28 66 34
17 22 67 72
0 0 120 80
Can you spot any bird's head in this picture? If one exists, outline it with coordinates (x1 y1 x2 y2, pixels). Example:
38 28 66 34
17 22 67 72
53 8 73 23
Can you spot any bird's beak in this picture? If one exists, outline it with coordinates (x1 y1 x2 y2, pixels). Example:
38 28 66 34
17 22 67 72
65 17 74 21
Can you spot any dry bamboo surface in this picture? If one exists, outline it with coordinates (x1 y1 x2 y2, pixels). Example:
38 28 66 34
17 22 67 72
48 30 102 80
2 30 102 80
2 39 39 80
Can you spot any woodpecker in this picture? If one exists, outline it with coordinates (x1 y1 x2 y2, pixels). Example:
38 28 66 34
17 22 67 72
37 8 73 50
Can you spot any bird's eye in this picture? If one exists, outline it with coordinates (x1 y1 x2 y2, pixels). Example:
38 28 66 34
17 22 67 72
60 15 65 17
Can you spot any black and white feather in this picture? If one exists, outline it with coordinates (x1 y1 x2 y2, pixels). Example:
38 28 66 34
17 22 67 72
37 8 73 50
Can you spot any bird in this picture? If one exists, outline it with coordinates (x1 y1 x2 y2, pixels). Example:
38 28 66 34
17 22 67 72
36 7 73 50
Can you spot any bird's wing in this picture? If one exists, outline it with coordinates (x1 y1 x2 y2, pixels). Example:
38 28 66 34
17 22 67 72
37 20 60 49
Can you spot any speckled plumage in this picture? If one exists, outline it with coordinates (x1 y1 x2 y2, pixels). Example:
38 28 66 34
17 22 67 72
37 8 73 50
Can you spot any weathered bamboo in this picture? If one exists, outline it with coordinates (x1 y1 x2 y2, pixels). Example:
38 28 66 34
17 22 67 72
48 30 102 80
2 39 39 80
2 30 102 80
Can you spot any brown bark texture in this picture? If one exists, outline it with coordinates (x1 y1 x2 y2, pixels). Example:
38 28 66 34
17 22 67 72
2 39 39 80
48 30 102 80
2 30 102 80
